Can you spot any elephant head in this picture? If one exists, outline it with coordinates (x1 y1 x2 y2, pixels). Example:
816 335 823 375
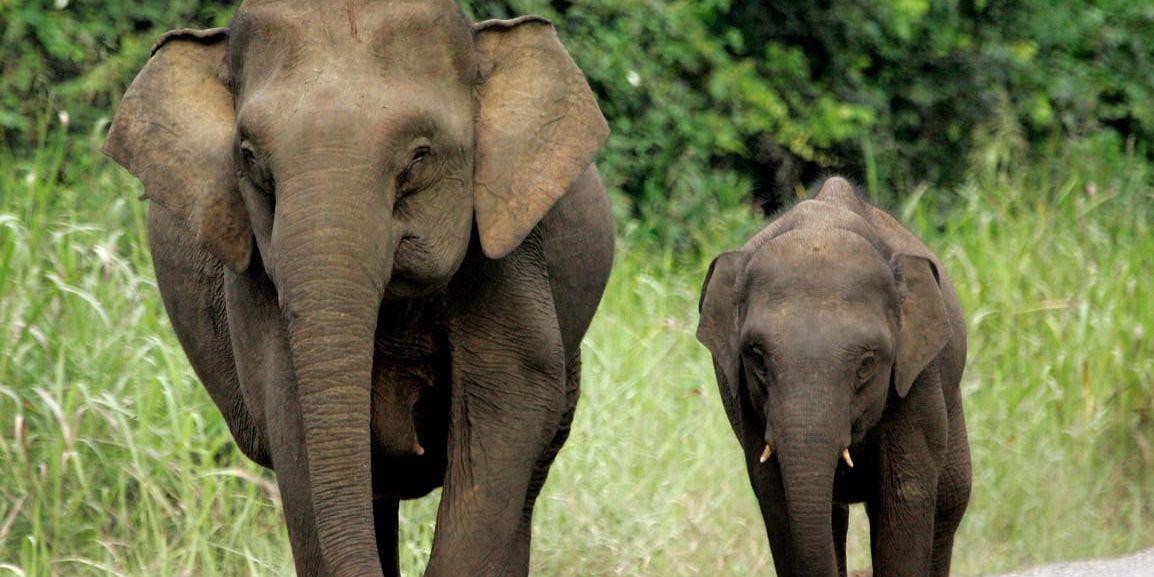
696 178 949 575
104 2 606 576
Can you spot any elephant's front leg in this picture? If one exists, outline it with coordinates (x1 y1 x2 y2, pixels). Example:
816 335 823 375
426 237 568 577
508 351 583 574
224 265 329 577
744 432 797 577
866 464 938 577
867 372 949 577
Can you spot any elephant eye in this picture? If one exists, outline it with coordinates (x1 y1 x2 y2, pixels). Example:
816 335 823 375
411 146 431 165
856 351 878 385
397 145 433 196
240 144 257 170
743 344 771 380
239 141 274 195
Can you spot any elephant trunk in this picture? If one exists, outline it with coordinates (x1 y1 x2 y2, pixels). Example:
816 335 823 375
773 398 840 577
275 173 393 577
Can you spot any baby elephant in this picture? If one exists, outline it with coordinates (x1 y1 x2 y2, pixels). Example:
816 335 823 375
697 177 971 577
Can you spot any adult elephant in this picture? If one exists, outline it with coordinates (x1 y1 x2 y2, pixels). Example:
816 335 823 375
103 2 612 576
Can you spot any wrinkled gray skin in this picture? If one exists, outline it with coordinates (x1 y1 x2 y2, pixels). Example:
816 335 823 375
103 2 612 576
697 177 971 577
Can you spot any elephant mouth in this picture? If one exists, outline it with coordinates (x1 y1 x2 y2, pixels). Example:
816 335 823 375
388 234 456 298
755 442 855 469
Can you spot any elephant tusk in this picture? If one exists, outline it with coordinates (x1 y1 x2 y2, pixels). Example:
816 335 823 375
841 448 854 469
759 444 773 464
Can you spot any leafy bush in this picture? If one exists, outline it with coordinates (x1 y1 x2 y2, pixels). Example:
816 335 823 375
4 0 1152 245
467 0 1154 221
0 0 231 143
721 0 1154 199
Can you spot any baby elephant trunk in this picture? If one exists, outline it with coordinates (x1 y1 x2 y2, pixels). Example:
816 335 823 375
771 399 842 577
778 445 839 576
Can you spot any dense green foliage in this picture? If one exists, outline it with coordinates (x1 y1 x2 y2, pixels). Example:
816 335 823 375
0 1 232 140
719 0 1154 192
4 1 1154 237
1 130 1152 576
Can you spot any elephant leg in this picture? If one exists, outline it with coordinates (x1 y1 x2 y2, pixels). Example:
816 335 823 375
266 373 329 577
866 372 947 577
426 236 568 577
833 502 849 577
750 455 797 577
148 206 270 467
931 402 972 577
425 347 566 577
929 519 958 577
373 499 401 577
224 266 328 577
866 479 937 577
508 352 583 574
729 392 796 577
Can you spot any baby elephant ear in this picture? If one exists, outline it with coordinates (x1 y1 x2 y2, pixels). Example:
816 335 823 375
103 28 252 273
891 254 950 397
697 251 750 404
473 16 610 260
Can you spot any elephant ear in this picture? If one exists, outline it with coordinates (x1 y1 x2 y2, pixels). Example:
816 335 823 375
103 28 252 273
891 254 950 397
697 251 750 405
472 16 610 260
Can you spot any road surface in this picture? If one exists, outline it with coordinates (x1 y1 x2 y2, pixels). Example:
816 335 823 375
990 548 1154 577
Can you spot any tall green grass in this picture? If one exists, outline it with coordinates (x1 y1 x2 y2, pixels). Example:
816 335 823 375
1 132 1151 576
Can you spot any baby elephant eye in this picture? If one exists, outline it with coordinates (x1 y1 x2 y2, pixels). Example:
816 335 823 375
743 344 770 377
856 351 878 385
744 344 764 363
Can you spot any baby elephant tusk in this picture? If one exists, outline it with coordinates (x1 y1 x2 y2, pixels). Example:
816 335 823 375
841 448 854 469
759 444 773 464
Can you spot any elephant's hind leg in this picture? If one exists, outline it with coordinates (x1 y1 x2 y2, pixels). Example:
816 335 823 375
373 499 401 577
833 502 850 577
147 206 270 467
931 410 972 577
